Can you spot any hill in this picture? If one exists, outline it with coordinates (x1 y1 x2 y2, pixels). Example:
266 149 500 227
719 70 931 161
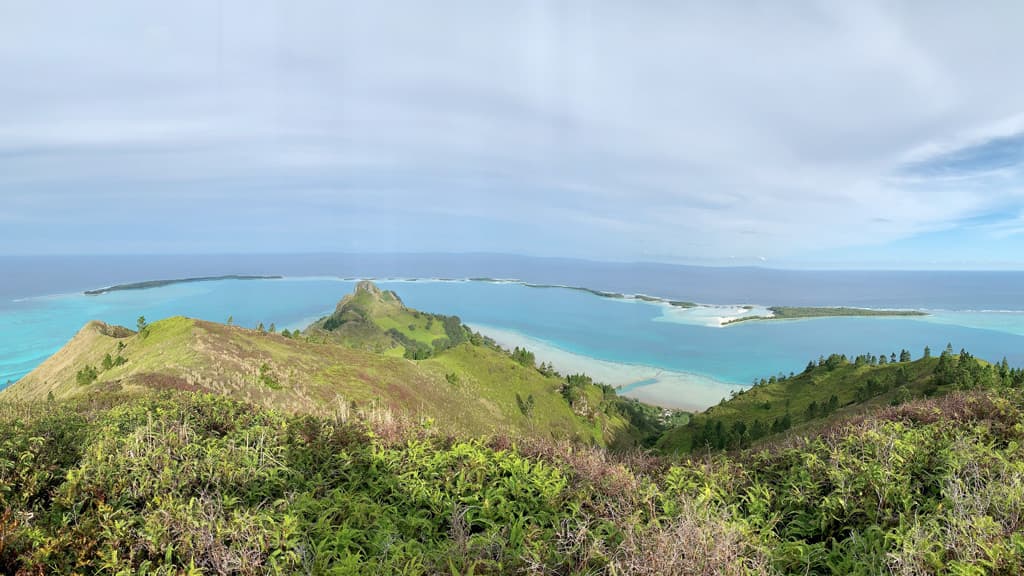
306 280 461 358
657 346 1021 453
6 283 1024 573
4 282 666 449
2 378 1024 573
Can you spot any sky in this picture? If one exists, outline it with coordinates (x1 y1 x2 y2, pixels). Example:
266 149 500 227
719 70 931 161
1 1 1023 269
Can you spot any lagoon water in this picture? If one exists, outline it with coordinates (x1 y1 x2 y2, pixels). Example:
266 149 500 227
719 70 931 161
3 272 1024 409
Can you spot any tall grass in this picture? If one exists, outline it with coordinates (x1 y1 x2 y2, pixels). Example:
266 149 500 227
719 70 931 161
2 387 1024 574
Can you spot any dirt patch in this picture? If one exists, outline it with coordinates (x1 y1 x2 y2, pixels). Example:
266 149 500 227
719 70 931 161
133 372 201 392
88 321 134 338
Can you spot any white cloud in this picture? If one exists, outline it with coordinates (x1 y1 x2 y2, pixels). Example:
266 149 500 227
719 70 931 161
1 0 1023 263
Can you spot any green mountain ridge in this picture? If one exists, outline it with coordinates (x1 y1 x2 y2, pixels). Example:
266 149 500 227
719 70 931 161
4 283 1024 574
658 346 1023 453
5 281 667 449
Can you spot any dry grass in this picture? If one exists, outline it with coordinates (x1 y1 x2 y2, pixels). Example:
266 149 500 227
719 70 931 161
610 500 773 576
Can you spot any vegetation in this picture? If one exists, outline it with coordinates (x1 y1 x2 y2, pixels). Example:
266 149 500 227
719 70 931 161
658 346 1024 453
511 346 536 367
75 364 99 386
3 367 1024 573
723 306 929 325
5 284 661 449
7 281 1024 573
83 275 283 295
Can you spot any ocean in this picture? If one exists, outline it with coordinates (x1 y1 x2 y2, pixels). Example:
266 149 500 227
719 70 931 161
2 255 1023 409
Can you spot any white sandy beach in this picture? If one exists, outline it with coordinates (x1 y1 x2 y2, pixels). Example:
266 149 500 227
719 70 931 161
653 303 774 327
467 323 733 411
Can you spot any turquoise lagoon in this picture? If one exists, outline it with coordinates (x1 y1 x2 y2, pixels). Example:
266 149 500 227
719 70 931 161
3 277 1024 409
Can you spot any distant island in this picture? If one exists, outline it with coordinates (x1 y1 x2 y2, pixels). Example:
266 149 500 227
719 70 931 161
84 275 283 295
520 282 697 308
722 306 928 325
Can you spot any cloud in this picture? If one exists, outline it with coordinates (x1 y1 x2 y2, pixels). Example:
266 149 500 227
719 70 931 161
1 0 1023 266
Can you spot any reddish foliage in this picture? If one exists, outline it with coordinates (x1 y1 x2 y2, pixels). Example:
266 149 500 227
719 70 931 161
134 373 201 393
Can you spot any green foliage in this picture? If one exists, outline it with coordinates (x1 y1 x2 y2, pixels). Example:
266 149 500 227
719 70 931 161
136 315 149 338
561 373 593 407
321 314 343 331
257 362 281 389
386 328 433 359
0 393 663 574
659 353 955 453
511 346 536 368
4 377 1024 575
664 390 1024 575
100 352 127 371
724 306 928 325
515 392 535 418
75 364 99 386
442 315 466 346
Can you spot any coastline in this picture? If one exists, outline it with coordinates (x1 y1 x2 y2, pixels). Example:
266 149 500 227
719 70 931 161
720 306 929 326
467 323 730 411
80 273 933 326
84 275 283 295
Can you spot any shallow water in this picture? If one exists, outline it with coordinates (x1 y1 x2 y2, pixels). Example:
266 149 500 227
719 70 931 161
3 276 1024 409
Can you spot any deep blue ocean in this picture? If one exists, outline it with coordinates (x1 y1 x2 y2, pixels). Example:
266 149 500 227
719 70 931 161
2 255 1023 407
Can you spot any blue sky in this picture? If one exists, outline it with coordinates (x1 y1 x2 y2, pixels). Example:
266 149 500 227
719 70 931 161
1 1 1023 268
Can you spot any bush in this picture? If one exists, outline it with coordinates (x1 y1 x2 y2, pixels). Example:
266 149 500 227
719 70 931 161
75 365 98 386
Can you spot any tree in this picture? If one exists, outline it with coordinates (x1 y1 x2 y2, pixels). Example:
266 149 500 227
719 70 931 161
281 329 292 338
515 393 535 418
257 322 266 333
269 323 276 334
443 316 466 346
227 315 234 326
511 347 536 368
136 316 149 338
750 419 766 440
76 365 99 386
826 394 839 413
923 346 931 359
900 349 912 362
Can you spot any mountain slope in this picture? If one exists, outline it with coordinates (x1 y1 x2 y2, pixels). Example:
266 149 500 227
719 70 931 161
4 283 657 447
657 347 1020 453
3 376 1024 574
307 280 467 358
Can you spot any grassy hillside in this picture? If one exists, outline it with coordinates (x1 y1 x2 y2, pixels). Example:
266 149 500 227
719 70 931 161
3 382 1024 574
307 280 454 358
8 282 1024 572
4 283 665 449
657 347 1019 453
